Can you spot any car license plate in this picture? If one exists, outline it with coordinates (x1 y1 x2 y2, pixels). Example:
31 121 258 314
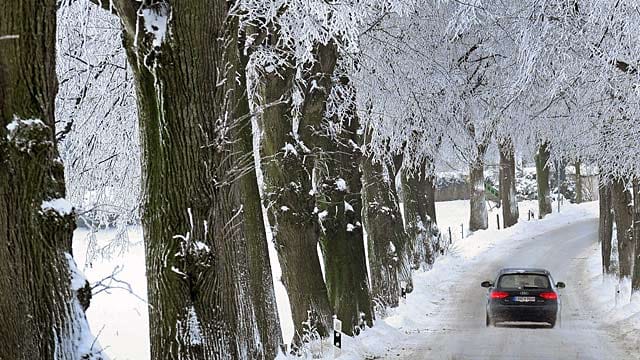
513 296 536 302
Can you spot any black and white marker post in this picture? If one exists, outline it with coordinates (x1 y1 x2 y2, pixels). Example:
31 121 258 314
333 317 342 350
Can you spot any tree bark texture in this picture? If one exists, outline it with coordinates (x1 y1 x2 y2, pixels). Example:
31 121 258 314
499 139 519 228
401 160 437 269
115 1 277 358
599 180 614 274
575 161 583 204
631 179 640 293
362 149 412 310
425 172 437 225
611 178 634 280
314 111 373 336
469 146 488 232
257 45 336 341
0 0 99 358
535 142 552 219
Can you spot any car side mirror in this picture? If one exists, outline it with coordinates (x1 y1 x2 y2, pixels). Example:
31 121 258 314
481 281 493 288
556 282 566 289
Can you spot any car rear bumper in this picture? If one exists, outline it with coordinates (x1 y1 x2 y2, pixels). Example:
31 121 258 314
489 303 558 323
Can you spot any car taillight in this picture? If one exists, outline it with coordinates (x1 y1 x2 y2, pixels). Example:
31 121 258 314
490 291 509 299
540 292 558 300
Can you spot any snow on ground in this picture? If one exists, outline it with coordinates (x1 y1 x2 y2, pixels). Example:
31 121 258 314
74 200 639 359
73 227 149 360
436 199 539 243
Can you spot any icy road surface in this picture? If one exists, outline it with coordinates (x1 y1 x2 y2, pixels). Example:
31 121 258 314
392 218 632 360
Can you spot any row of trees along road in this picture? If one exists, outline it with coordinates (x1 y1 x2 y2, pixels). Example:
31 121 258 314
4 0 640 359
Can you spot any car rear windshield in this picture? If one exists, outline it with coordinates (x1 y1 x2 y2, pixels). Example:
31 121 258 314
498 274 550 289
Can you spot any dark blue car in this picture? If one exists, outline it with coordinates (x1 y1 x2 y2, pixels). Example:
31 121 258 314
481 268 565 328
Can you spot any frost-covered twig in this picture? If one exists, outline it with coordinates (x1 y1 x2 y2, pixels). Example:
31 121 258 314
91 266 147 304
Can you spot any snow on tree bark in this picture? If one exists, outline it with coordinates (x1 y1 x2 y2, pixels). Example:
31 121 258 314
611 177 634 280
499 138 519 228
401 157 437 269
111 1 277 358
535 142 552 219
235 28 283 359
599 179 614 275
0 0 103 358
362 134 412 310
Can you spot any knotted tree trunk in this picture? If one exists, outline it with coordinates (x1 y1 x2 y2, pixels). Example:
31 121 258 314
611 178 634 280
499 138 519 228
599 179 614 274
258 44 337 342
535 142 552 219
315 111 373 336
0 0 99 358
112 1 279 357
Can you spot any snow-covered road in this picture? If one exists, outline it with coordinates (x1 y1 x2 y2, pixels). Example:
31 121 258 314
392 218 632 359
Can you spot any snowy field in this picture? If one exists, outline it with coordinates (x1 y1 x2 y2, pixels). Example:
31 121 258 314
73 200 640 359
435 199 540 242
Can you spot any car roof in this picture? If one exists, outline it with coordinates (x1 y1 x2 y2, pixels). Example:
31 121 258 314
498 268 550 276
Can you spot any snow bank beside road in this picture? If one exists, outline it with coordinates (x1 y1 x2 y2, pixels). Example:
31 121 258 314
583 229 640 356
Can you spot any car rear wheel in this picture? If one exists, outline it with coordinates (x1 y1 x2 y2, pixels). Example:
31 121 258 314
485 312 493 327
548 318 556 328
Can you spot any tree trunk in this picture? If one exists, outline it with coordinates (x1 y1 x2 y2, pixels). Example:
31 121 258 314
599 179 614 274
557 161 567 182
315 111 373 336
535 142 552 219
237 33 282 358
611 178 634 280
362 141 412 310
469 147 488 232
631 179 640 294
499 139 519 228
115 2 276 358
257 50 335 341
0 1 99 358
426 172 437 224
401 159 437 269
575 161 583 204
